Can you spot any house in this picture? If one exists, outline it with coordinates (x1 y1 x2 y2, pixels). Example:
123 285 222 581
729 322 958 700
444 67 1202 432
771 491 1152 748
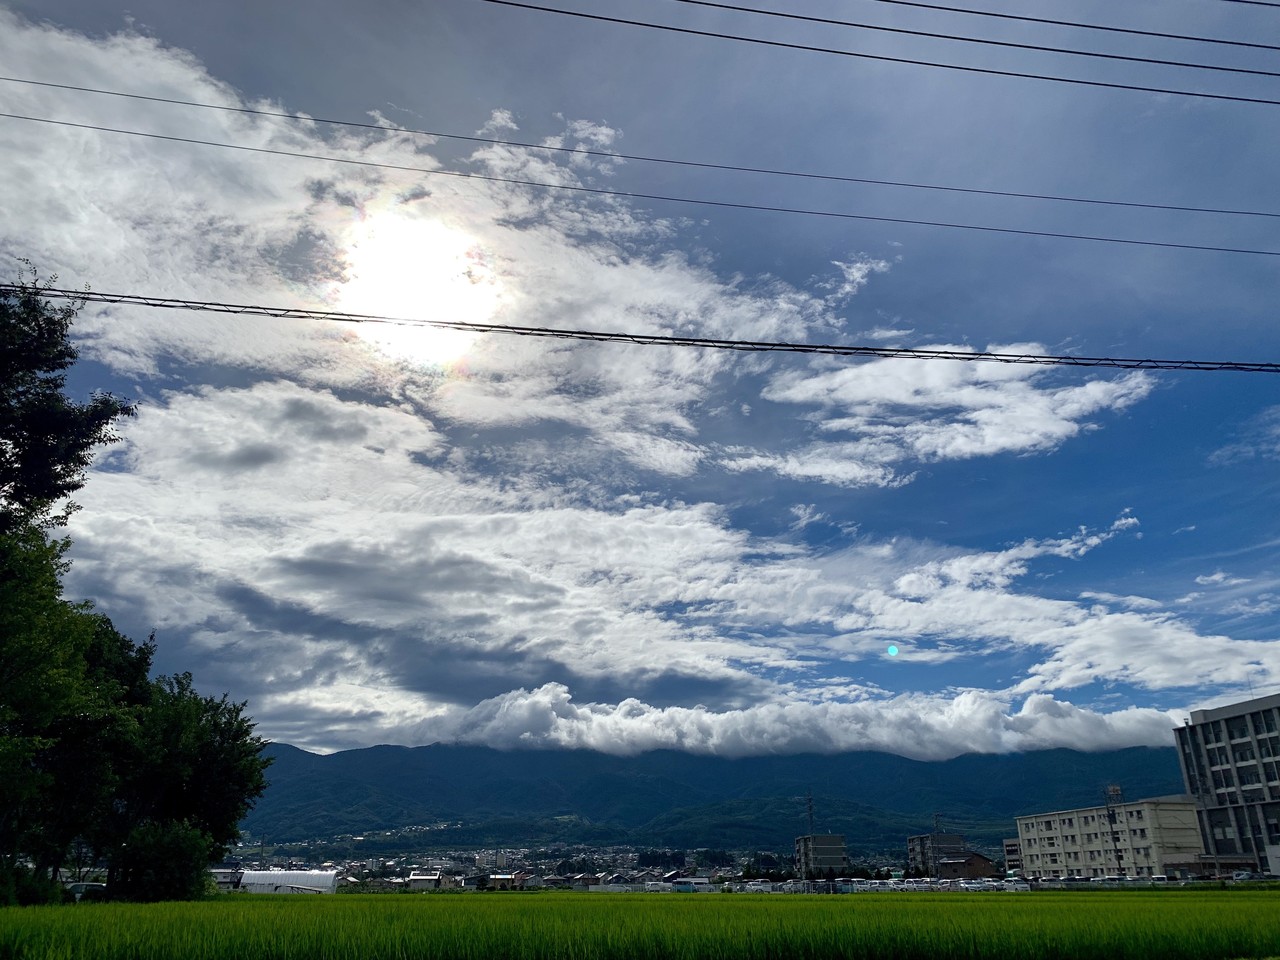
407 871 448 891
907 833 967 875
936 852 997 881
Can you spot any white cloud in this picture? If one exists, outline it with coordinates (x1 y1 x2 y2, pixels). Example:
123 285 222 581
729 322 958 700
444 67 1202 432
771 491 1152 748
1196 571 1250 587
1079 591 1162 610
788 504 827 530
5 12 1267 761
862 326 914 342
1212 406 1280 464
391 684 1179 761
723 352 1154 487
818 256 891 303
478 109 519 135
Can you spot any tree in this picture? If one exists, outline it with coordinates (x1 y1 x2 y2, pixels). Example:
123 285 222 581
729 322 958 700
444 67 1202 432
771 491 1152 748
0 276 270 903
0 523 101 904
0 265 135 532
100 673 270 900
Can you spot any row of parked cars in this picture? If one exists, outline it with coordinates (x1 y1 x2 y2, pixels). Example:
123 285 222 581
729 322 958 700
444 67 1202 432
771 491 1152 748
826 878 1031 893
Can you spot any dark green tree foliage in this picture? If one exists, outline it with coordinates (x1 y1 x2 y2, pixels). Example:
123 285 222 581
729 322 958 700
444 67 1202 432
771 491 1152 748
0 275 270 903
108 821 212 903
103 675 270 901
0 267 135 532
0 524 264 905
0 525 96 905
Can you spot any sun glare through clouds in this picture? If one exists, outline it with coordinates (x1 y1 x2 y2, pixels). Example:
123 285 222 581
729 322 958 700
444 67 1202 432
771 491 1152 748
336 213 503 366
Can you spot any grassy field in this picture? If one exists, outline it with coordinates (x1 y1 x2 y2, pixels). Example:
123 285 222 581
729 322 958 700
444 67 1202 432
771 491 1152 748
4 890 1280 960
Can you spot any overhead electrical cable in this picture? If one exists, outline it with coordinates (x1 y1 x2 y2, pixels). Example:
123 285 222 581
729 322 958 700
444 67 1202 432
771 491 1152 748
9 286 1277 374
478 0 1280 109
4 112 1278 258
807 0 1280 52
5 76 1277 220
665 0 1280 79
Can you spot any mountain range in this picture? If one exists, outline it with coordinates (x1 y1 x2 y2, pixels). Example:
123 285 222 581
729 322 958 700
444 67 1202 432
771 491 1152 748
242 743 1187 856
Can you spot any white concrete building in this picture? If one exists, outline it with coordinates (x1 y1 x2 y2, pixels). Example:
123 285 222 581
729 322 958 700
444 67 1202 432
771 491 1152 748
1175 693 1280 874
1015 795 1202 879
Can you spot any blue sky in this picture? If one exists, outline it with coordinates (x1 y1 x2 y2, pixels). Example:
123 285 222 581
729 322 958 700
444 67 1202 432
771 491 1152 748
2 0 1279 758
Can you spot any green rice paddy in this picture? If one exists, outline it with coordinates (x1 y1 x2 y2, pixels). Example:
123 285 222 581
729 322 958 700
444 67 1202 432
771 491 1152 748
4 890 1280 960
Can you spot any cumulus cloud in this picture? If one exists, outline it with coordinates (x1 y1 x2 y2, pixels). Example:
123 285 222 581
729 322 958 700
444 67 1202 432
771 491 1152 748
396 684 1180 761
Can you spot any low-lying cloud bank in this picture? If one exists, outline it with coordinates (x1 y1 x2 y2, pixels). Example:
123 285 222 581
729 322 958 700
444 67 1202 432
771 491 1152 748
392 686 1181 761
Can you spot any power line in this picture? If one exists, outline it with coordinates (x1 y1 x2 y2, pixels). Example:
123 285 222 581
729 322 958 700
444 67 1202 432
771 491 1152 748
11 285 1278 374
5 76 1277 221
812 0 1280 53
5 112 1279 258
479 0 1280 109
667 0 1280 79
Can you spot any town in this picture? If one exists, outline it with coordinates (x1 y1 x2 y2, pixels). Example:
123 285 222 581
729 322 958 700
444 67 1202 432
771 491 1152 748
199 692 1280 896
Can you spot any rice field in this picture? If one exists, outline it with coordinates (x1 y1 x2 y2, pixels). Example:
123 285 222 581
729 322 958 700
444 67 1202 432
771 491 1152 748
4 890 1280 960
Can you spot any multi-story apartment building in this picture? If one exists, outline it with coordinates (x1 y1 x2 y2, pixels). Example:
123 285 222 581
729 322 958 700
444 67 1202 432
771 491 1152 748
906 833 967 875
1174 692 1280 873
1014 795 1202 879
794 834 847 879
1003 838 1023 875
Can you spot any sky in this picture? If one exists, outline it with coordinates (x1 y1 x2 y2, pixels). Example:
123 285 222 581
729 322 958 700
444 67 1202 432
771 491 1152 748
2 0 1279 760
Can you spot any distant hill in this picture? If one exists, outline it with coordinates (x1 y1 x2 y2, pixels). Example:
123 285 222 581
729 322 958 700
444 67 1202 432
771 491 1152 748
242 743 1184 853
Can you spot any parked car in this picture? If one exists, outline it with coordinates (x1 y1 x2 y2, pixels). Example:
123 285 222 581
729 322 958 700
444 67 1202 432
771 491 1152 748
65 882 107 902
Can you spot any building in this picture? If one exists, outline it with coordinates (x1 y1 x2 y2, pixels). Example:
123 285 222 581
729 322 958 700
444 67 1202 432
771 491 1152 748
936 852 996 881
1174 692 1280 874
1003 838 1023 875
1014 795 1203 879
906 832 967 875
237 870 338 894
794 834 847 879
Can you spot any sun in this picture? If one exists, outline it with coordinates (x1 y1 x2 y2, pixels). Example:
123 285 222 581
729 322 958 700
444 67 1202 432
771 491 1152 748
335 212 503 366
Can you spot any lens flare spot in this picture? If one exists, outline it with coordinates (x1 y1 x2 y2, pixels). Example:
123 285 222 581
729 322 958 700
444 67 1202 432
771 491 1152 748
887 645 899 657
